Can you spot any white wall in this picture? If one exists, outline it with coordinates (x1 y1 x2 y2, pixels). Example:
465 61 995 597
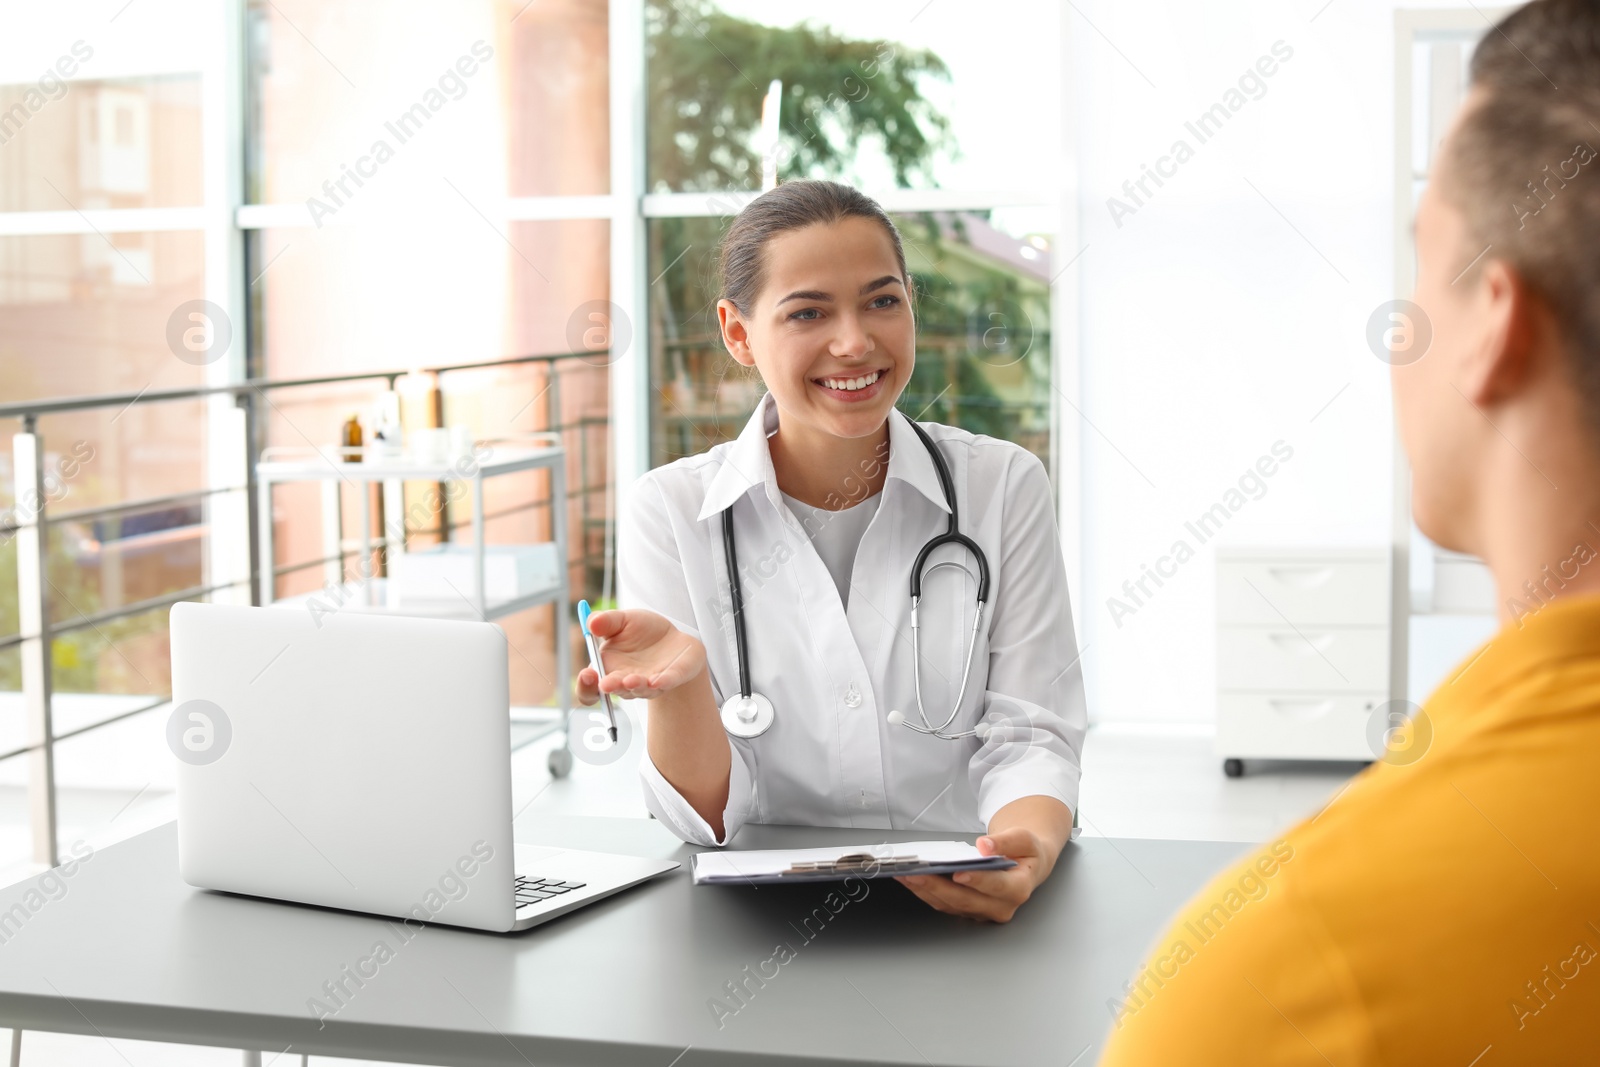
1072 0 1474 723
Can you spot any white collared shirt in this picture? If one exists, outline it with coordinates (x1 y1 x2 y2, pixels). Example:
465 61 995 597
621 392 1087 846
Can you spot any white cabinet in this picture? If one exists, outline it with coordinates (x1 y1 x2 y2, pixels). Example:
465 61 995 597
1215 547 1389 775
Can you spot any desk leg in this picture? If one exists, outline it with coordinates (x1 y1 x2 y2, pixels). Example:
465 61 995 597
240 1053 260 1067
9 1028 20 1067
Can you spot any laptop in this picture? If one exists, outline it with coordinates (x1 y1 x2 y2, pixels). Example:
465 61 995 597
169 601 678 932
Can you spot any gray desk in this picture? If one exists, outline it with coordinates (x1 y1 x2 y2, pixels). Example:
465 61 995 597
0 818 1247 1066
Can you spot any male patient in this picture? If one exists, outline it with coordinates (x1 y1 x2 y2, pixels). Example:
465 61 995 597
1101 1 1600 1061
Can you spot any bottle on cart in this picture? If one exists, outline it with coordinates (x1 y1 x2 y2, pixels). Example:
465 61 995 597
341 413 363 461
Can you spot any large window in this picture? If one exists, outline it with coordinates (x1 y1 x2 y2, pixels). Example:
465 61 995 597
641 0 1063 475
0 0 221 872
242 0 614 706
0 33 211 710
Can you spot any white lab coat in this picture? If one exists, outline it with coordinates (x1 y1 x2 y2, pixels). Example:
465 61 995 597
621 392 1087 846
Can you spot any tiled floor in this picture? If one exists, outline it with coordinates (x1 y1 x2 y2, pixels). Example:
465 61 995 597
0 715 1362 1065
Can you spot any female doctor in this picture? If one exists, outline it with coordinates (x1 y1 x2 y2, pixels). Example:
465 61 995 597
577 180 1086 923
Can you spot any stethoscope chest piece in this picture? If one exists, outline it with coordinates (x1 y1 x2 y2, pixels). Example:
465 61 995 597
720 692 775 738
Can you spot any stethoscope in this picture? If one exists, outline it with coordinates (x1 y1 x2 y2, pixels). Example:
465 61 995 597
718 417 992 741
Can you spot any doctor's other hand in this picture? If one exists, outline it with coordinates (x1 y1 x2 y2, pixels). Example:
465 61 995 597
576 608 707 704
894 828 1053 923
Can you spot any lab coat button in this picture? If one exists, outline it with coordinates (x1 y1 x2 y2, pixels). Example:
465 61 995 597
844 683 862 709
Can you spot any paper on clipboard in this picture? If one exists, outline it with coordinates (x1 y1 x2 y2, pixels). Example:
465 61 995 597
691 840 1016 885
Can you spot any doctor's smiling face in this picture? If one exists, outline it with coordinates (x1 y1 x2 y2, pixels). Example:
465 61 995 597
716 186 915 448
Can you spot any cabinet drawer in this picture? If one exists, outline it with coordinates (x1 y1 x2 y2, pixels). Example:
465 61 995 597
1217 558 1389 626
1216 626 1389 692
1216 692 1382 760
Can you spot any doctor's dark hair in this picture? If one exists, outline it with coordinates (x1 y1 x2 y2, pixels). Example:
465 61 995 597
1442 0 1600 435
716 180 913 315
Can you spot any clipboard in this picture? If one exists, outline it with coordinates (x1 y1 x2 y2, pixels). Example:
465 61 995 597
691 840 1017 886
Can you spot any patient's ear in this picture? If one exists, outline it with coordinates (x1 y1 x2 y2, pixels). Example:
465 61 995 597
1459 258 1539 407
718 300 756 368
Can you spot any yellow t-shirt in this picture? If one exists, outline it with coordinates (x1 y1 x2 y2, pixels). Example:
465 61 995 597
1100 593 1600 1065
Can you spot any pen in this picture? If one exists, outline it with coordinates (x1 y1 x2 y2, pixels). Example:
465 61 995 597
577 600 619 742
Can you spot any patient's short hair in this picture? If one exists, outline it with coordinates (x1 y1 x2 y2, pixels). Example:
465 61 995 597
1444 0 1600 431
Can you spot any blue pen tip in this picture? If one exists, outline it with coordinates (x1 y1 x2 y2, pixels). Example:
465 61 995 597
577 599 591 626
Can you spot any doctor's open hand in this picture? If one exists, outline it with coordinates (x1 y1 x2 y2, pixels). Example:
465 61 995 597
575 608 707 704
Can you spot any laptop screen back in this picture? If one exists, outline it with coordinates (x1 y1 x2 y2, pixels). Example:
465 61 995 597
170 602 517 932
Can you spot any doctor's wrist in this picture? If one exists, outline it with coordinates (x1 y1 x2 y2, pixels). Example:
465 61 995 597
649 645 712 704
653 635 708 690
986 796 1073 871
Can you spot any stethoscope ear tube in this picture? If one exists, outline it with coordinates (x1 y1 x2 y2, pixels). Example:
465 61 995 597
904 418 959 532
910 531 990 603
720 506 775 736
902 418 991 603
721 507 753 700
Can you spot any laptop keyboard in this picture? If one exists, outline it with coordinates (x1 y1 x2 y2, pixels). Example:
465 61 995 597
515 875 588 908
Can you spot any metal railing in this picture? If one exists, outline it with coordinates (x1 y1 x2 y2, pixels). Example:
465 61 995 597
0 351 611 866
